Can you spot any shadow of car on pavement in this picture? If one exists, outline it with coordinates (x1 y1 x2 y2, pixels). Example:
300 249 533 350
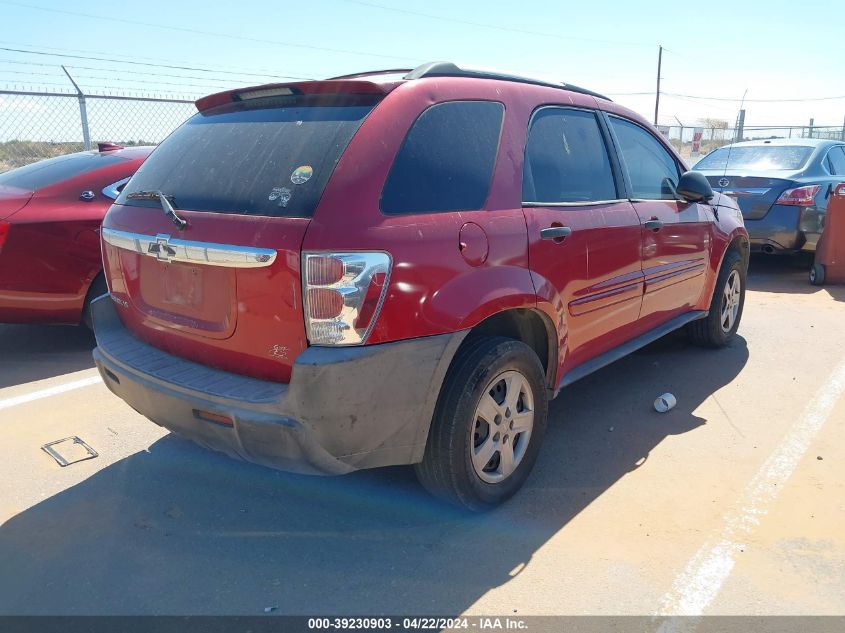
0 331 749 615
0 324 95 389
747 254 845 301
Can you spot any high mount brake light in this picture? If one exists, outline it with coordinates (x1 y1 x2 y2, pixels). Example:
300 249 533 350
302 252 391 346
777 185 821 206
235 87 296 100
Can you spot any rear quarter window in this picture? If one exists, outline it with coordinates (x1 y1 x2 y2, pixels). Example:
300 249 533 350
826 146 845 175
380 100 504 214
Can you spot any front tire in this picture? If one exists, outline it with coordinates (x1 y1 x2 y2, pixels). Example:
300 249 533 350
415 337 548 511
688 249 746 348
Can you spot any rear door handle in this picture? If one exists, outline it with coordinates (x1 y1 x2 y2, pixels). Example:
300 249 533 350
540 226 573 241
644 219 664 232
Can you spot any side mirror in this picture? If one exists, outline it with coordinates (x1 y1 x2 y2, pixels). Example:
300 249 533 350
676 171 714 203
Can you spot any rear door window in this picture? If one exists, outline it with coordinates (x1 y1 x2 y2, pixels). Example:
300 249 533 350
0 152 125 191
380 101 504 214
609 116 680 200
119 94 378 218
523 107 618 203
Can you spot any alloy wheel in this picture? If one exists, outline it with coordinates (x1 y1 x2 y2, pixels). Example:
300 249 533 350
720 269 741 333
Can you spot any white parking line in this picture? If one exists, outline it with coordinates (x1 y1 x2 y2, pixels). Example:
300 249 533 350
656 355 845 622
0 375 102 412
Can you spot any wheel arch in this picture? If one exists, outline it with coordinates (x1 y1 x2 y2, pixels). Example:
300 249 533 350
459 308 558 394
81 270 108 327
725 232 750 272
700 230 749 310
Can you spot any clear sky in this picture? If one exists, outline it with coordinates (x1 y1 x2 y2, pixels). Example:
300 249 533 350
1 0 843 129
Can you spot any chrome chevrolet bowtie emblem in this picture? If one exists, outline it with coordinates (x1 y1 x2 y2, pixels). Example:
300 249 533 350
148 234 177 262
718 177 730 188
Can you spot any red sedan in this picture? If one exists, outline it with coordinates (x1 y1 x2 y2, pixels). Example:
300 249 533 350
0 144 152 328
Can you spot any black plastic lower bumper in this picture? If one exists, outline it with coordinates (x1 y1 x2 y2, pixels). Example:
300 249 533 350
92 296 466 475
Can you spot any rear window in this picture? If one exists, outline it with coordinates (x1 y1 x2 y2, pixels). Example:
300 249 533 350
119 94 378 218
381 101 504 214
0 152 125 191
694 145 814 171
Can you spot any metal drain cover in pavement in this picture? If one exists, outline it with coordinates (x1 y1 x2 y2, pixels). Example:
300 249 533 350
41 436 98 467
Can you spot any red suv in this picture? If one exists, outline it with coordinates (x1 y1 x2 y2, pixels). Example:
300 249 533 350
93 63 748 510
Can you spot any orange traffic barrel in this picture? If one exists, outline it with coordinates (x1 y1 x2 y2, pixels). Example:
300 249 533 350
811 182 845 285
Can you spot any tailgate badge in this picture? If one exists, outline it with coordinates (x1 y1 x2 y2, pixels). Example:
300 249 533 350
270 344 289 359
148 234 177 263
718 177 730 188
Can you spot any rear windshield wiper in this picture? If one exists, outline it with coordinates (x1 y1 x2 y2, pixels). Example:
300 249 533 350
126 190 188 231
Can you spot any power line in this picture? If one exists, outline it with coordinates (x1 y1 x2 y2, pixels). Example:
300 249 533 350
70 75 230 91
0 39 306 78
661 93 738 114
0 58 269 85
0 80 206 97
338 0 653 48
0 1 422 63
0 46 313 80
664 91 845 103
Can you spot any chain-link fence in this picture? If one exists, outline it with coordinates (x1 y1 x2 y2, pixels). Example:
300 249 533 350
658 124 845 161
1 88 844 172
0 90 195 172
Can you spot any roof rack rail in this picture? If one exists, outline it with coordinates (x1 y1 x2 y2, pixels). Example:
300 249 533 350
327 68 414 80
403 62 611 102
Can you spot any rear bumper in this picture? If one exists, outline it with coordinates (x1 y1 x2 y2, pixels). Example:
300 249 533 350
92 296 466 475
745 204 822 253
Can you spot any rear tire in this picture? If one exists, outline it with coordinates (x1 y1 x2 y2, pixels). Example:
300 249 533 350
81 274 108 330
688 249 745 348
810 263 825 286
414 336 548 512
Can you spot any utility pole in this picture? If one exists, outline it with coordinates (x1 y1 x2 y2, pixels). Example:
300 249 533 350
62 66 91 151
654 45 662 125
735 109 746 143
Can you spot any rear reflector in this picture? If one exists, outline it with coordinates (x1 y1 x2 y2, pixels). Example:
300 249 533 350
307 287 345 320
777 184 821 206
0 221 9 253
193 409 234 427
302 251 391 346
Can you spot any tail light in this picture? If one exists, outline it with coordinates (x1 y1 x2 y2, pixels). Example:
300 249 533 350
0 221 9 253
302 252 392 346
777 185 821 206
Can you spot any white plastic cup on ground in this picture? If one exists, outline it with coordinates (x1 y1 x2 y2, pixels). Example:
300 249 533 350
654 393 677 413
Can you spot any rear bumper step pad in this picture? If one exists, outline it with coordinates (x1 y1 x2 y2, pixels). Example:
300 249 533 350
92 295 466 474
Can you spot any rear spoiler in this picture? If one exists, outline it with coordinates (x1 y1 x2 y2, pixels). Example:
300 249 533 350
195 80 391 112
